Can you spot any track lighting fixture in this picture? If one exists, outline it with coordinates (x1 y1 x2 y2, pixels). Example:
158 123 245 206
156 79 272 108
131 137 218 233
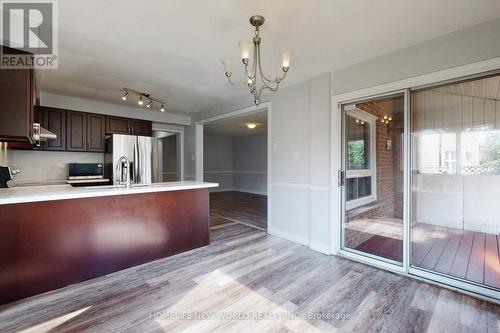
121 88 166 113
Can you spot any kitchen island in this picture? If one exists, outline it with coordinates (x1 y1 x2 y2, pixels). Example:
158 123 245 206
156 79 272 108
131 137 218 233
0 181 218 304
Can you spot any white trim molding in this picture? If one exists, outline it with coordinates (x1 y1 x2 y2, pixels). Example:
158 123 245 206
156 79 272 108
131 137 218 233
152 126 185 181
271 182 330 191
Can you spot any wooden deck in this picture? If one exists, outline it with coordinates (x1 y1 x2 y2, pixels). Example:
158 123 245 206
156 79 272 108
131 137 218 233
346 219 500 289
210 191 267 230
413 223 500 289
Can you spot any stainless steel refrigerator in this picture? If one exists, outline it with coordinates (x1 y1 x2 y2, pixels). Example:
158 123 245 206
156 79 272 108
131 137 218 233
104 134 160 185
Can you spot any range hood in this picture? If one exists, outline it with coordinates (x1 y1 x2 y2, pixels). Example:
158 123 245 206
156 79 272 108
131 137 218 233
32 123 57 142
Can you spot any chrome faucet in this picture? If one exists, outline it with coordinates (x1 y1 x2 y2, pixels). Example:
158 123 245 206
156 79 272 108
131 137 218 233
116 156 131 188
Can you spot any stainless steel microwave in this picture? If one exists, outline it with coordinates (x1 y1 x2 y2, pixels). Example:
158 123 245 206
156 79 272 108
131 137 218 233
68 163 104 180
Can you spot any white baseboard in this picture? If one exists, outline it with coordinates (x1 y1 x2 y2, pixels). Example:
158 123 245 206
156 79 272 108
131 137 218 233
268 226 309 246
234 188 267 196
268 227 331 255
308 240 331 255
209 188 267 196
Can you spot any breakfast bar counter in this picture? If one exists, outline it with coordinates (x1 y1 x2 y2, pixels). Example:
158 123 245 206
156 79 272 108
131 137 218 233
0 181 218 304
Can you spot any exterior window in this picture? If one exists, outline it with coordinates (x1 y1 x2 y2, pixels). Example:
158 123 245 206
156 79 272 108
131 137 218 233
443 151 456 170
416 133 456 174
345 109 377 209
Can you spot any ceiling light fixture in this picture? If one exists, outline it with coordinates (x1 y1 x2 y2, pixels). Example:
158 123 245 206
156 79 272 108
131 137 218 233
243 122 258 129
121 88 166 112
223 15 290 106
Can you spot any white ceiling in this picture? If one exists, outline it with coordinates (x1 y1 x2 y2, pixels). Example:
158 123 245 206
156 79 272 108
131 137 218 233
204 109 267 137
38 0 500 115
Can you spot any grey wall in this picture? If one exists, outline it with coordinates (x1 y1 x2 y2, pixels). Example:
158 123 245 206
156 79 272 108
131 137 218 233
232 133 267 194
268 73 331 251
331 17 500 95
203 132 268 194
189 18 500 255
5 150 103 183
203 133 233 191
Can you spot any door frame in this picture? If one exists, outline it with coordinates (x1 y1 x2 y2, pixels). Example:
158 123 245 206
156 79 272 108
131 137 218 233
337 89 410 274
151 126 185 181
330 56 500 302
195 102 272 233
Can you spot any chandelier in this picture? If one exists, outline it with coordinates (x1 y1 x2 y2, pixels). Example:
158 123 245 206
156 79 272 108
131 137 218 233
223 15 291 105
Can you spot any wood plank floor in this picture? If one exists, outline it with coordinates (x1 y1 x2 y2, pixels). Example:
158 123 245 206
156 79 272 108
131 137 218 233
346 219 500 289
1 218 499 332
210 191 267 230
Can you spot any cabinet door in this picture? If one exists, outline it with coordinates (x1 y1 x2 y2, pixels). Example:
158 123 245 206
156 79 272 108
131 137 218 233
87 113 105 152
130 119 152 137
0 67 33 140
106 116 130 134
39 107 66 151
66 111 87 151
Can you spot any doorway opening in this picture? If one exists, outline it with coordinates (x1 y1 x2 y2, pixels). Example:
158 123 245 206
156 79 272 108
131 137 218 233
152 130 182 182
200 108 268 231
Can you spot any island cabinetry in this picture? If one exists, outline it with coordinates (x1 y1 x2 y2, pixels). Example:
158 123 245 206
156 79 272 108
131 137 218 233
0 188 209 305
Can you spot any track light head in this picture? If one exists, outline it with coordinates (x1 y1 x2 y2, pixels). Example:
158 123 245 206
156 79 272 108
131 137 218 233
146 100 153 108
160 104 165 112
122 90 129 101
138 95 144 106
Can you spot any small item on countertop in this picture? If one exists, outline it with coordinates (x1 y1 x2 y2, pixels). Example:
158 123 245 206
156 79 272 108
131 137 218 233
0 166 15 188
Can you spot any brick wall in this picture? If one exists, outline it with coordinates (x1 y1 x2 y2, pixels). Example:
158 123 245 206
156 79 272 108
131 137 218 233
351 98 404 220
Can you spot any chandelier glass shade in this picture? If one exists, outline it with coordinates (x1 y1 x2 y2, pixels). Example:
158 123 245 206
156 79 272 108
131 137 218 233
223 15 290 105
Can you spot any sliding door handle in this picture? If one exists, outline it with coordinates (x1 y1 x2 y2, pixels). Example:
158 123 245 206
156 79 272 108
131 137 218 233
338 169 345 187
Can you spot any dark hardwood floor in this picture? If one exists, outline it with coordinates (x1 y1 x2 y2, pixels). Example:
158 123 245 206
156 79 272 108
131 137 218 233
0 217 499 332
210 191 267 230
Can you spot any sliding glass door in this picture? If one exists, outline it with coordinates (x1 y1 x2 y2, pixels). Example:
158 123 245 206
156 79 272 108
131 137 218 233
338 74 500 298
410 74 500 291
341 92 407 266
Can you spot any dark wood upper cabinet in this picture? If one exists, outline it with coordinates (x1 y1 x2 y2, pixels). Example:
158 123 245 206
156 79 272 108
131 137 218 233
0 46 35 142
38 106 66 151
105 116 130 135
87 113 105 152
130 119 152 137
66 111 87 152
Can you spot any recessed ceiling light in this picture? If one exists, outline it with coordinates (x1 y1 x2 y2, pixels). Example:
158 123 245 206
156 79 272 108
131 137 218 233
246 123 257 129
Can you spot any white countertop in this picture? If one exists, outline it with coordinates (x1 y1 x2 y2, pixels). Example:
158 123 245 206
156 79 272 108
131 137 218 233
0 181 219 205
